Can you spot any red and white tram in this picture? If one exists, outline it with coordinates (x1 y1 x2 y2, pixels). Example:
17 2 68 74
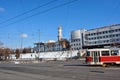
85 48 120 67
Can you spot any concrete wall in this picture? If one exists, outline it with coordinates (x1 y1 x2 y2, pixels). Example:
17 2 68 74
10 51 79 60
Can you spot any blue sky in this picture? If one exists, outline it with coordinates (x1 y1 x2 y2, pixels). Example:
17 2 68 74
0 0 120 49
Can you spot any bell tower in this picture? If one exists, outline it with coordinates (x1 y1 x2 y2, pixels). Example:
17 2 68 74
58 26 62 41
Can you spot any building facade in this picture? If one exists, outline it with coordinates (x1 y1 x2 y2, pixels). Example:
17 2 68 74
34 39 70 52
70 29 86 50
34 26 70 52
84 24 120 48
34 24 120 52
70 24 120 49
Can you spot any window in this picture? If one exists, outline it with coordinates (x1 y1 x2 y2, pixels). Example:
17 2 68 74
112 34 115 37
109 35 111 37
105 31 108 33
103 31 105 34
115 29 118 32
77 48 79 50
96 32 98 35
85 34 88 36
109 30 111 33
95 41 96 44
116 39 119 41
101 51 109 56
91 33 93 36
119 28 120 31
86 51 90 56
106 35 108 38
106 40 109 42
111 50 118 56
89 42 91 44
111 30 114 32
97 37 99 39
100 36 102 39
103 36 105 38
116 34 118 37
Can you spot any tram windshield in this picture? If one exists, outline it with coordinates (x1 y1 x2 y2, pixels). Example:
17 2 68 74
111 50 118 56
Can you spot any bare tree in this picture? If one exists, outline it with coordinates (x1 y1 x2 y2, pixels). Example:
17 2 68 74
0 48 4 60
15 49 20 59
4 48 11 60
22 48 32 53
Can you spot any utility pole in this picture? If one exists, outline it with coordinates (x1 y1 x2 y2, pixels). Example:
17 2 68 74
38 29 40 52
20 33 27 53
37 30 40 60
20 33 23 54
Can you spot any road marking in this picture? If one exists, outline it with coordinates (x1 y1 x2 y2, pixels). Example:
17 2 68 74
105 68 120 69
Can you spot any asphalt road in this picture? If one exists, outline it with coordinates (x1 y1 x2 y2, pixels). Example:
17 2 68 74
0 60 120 80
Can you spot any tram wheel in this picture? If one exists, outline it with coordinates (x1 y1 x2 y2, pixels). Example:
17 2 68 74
102 63 107 67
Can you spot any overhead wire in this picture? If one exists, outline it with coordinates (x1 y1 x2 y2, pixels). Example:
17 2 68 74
0 0 78 28
0 0 57 25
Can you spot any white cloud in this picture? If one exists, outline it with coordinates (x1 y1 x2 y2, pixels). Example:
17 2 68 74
20 33 28 38
0 7 5 12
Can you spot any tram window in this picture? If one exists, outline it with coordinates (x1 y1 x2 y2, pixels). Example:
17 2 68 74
101 51 109 56
86 51 90 56
111 50 118 56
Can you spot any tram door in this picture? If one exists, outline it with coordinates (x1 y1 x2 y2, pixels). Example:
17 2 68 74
91 51 100 63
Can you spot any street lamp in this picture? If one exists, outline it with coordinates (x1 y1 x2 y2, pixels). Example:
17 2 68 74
20 33 28 53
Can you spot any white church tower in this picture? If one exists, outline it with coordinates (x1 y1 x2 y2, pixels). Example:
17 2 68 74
58 26 62 41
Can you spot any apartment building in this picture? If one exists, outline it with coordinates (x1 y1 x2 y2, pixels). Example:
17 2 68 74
70 24 120 49
70 29 86 50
